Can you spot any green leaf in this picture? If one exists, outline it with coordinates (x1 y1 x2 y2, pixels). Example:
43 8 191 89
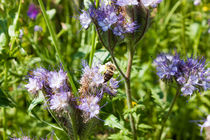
105 115 124 130
0 33 7 49
0 88 15 108
28 91 44 113
138 124 153 130
93 49 110 64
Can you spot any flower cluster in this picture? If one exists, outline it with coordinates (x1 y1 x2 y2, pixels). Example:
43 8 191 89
154 53 210 96
79 0 162 39
25 68 70 112
25 61 119 121
78 61 119 121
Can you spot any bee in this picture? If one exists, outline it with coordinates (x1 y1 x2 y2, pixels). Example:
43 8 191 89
104 62 116 83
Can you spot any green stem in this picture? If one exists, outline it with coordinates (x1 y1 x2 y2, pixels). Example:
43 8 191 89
125 47 136 140
37 0 77 95
67 110 78 140
89 28 97 67
3 108 6 140
158 88 180 140
10 0 22 52
109 46 136 140
3 60 8 140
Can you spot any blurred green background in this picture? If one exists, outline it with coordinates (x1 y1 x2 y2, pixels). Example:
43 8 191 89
0 0 209 139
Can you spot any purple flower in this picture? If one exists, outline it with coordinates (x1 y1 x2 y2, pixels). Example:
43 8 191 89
19 29 24 39
194 0 201 6
78 96 100 119
79 61 119 97
49 92 70 111
153 53 180 80
34 25 43 32
48 69 67 89
142 0 162 7
98 10 118 31
79 10 92 29
79 0 143 40
198 115 210 135
27 4 40 20
154 53 210 96
116 0 139 6
11 136 32 140
105 78 119 96
25 78 42 94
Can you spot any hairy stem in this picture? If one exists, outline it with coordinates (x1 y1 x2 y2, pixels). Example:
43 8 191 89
110 51 126 80
110 46 136 140
125 47 136 140
158 88 180 140
38 0 77 95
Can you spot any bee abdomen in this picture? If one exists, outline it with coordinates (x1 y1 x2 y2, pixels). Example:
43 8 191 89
104 71 114 83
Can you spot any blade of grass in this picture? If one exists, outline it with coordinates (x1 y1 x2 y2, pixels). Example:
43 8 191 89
89 27 97 67
37 0 77 95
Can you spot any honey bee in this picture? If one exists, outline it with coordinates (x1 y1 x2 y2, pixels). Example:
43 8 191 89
104 62 116 83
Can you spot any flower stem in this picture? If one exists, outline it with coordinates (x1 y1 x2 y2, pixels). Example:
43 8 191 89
38 0 77 95
158 88 180 140
110 46 136 140
125 47 136 140
3 108 7 140
10 0 22 53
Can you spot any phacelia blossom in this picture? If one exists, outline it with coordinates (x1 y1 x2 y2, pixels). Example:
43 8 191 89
79 61 119 97
48 69 67 89
34 25 43 32
154 53 210 96
198 115 210 135
79 0 141 39
27 4 40 20
79 10 92 29
153 53 180 80
116 0 139 6
19 29 24 39
11 136 32 140
194 0 201 6
142 0 162 7
25 78 42 94
78 96 100 119
50 92 70 111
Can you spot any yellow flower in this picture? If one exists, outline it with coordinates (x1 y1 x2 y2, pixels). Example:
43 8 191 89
202 6 208 12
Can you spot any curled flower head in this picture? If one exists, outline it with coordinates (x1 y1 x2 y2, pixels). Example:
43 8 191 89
153 53 180 80
154 53 210 96
49 92 70 111
78 96 100 120
79 0 157 48
27 4 40 20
